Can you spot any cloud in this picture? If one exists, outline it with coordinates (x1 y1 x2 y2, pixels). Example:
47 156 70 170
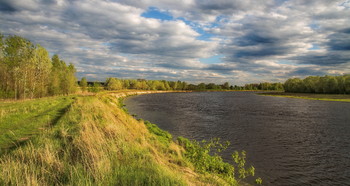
327 29 350 51
287 67 326 77
291 51 350 66
0 0 216 78
208 0 349 80
0 0 349 85
0 1 16 12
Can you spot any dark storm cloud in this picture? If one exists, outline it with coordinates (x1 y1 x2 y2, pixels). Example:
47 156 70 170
235 32 281 47
232 45 290 58
287 67 326 77
196 0 273 13
0 1 17 12
206 64 234 71
327 30 350 51
291 51 350 66
214 15 309 72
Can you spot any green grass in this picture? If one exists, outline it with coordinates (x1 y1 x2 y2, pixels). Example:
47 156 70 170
144 120 172 147
0 92 261 185
0 96 76 151
258 92 350 102
0 95 189 185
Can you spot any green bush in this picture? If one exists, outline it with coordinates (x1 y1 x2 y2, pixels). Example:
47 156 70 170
144 121 172 147
177 136 262 185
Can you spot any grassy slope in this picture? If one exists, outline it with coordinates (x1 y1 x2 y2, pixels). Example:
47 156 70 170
258 92 350 102
0 93 231 185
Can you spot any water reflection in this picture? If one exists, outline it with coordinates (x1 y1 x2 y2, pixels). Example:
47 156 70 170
125 92 350 185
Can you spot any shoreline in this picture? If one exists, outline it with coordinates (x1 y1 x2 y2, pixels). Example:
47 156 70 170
104 90 190 99
1 90 261 185
102 91 261 185
258 92 350 102
119 91 261 185
1 91 208 184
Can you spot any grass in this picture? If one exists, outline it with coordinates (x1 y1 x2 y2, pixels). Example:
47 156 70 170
258 92 350 102
0 92 262 185
0 93 238 185
0 96 76 151
144 120 173 147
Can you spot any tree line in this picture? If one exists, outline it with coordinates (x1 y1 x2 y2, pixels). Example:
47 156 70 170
81 78 234 92
79 78 233 92
236 82 284 91
80 78 191 92
0 34 77 99
284 75 350 94
79 77 285 92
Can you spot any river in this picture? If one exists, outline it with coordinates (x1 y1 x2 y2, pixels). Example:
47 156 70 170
124 91 350 185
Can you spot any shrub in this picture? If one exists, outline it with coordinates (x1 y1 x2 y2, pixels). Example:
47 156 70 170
177 136 262 185
144 121 172 147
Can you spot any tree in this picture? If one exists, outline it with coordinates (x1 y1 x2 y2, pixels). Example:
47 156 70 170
129 79 138 89
0 35 10 98
323 76 338 93
49 54 62 95
336 76 345 94
30 44 52 98
176 81 183 90
162 80 170 90
137 80 149 90
147 80 157 90
123 79 130 89
106 77 123 90
284 78 303 93
59 61 76 95
67 63 77 94
90 82 101 93
154 80 166 90
345 75 350 94
169 81 178 90
206 83 218 89
182 81 188 90
274 83 284 90
223 82 230 89
198 83 206 90
0 34 77 99
284 75 349 94
303 76 319 93
3 35 35 99
80 77 88 92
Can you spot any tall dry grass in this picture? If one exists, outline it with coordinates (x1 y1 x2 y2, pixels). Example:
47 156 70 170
0 94 224 185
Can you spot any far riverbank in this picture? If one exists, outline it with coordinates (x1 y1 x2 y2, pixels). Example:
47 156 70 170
258 92 350 102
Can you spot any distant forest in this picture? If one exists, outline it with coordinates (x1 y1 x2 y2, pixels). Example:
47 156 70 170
84 75 350 94
85 78 284 92
284 75 350 94
1 34 349 100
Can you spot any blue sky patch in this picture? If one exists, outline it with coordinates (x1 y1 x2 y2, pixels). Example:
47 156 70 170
177 17 215 41
142 7 216 41
141 7 173 20
309 44 320 50
200 54 224 64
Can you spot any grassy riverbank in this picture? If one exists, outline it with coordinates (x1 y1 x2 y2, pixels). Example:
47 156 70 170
258 92 350 102
0 91 258 185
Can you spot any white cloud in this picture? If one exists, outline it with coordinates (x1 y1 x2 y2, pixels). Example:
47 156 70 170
0 0 349 84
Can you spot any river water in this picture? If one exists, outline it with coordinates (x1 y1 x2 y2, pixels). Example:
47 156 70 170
124 91 350 185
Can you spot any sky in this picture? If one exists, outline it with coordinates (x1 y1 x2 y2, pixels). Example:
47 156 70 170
0 0 349 85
